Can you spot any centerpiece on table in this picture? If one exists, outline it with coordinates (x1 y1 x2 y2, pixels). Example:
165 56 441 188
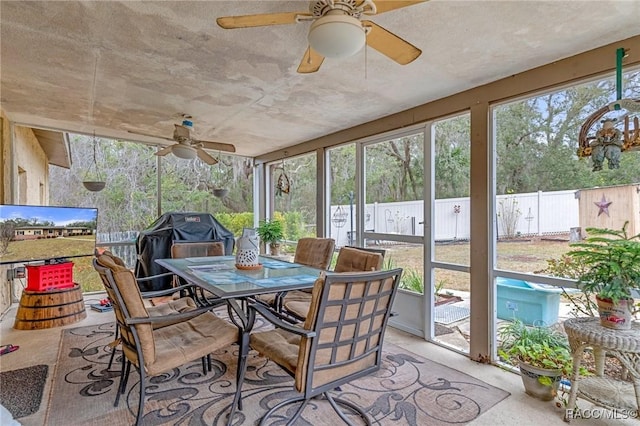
235 228 261 270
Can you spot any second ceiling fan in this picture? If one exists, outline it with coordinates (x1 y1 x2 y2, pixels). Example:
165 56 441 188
217 0 425 73
128 116 235 165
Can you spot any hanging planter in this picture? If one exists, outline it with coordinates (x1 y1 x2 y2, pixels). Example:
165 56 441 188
82 133 106 192
212 188 228 198
211 153 229 198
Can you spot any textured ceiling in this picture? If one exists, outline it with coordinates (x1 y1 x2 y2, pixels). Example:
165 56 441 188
1 1 639 157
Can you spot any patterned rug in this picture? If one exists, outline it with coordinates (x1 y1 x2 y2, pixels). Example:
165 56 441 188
47 322 509 426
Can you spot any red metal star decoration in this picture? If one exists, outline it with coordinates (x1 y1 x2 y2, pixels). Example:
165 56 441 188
594 194 612 217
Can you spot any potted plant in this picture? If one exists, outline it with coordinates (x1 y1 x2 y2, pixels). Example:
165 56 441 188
498 319 575 401
566 221 640 330
256 219 284 256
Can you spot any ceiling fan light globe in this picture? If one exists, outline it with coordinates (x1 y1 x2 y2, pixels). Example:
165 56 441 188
308 15 365 58
171 144 197 160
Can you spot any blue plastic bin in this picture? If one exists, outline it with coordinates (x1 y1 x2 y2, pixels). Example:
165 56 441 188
496 278 562 325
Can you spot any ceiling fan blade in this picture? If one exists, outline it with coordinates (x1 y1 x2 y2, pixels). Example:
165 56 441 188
217 12 309 29
155 145 174 156
127 129 174 142
363 21 421 65
196 149 219 165
366 0 427 14
198 140 236 153
297 47 325 74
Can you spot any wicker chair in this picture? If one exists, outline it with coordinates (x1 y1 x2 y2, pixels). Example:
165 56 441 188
94 254 241 426
283 246 385 321
232 268 403 425
256 237 335 312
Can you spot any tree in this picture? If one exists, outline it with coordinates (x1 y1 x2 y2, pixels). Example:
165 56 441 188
0 221 15 255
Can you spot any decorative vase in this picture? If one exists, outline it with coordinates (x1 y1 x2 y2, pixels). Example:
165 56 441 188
595 295 634 330
518 361 562 401
235 228 260 269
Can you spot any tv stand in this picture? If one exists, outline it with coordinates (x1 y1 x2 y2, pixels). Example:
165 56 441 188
14 284 86 330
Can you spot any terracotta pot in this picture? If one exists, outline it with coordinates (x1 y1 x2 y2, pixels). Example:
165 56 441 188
518 361 562 401
595 295 634 330
269 242 281 256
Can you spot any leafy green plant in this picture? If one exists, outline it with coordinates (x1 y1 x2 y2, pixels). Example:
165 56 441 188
498 319 575 386
256 219 284 244
400 268 424 293
535 254 598 317
567 221 640 304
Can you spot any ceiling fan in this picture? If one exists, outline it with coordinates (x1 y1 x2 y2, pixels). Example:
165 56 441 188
127 116 235 165
217 0 425 73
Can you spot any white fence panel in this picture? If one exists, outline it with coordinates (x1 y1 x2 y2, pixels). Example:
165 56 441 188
330 189 579 245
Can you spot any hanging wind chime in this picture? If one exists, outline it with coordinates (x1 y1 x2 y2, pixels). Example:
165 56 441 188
275 155 291 196
577 47 640 171
82 133 106 192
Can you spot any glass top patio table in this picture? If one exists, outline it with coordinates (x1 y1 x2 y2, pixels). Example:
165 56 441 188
155 255 322 300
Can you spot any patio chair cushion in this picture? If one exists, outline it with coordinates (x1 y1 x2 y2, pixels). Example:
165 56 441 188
283 247 384 320
293 238 335 270
333 247 383 272
148 311 238 376
250 328 302 378
96 254 156 365
148 297 196 319
171 241 225 258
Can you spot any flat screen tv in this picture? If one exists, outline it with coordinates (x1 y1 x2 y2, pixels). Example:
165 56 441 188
0 204 98 265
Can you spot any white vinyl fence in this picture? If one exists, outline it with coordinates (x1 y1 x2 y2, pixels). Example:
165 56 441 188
329 189 578 246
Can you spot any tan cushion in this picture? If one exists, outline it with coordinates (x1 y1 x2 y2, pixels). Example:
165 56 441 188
148 311 239 376
171 241 225 258
334 247 383 272
100 250 127 266
282 290 313 319
250 328 301 380
148 297 197 328
255 293 277 306
294 238 335 270
97 254 156 366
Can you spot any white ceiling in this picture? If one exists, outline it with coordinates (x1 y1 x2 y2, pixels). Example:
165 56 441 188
1 1 639 158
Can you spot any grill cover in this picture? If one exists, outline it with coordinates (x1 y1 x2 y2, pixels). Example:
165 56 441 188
134 212 235 291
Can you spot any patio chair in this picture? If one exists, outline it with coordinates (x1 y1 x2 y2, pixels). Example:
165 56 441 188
170 240 225 258
170 241 226 304
283 246 385 321
256 237 335 312
93 254 241 426
95 250 210 370
231 268 403 425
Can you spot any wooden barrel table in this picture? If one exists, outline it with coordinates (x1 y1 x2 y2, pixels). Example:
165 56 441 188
14 284 86 330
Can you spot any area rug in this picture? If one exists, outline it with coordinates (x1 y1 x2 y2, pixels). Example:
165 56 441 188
0 364 48 418
47 323 509 426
